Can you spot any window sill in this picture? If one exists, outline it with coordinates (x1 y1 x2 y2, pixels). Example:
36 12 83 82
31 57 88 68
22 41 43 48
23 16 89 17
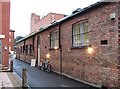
71 44 90 49
49 48 59 50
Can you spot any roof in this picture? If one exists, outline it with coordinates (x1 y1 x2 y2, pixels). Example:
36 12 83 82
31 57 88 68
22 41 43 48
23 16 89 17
16 31 38 43
16 2 112 44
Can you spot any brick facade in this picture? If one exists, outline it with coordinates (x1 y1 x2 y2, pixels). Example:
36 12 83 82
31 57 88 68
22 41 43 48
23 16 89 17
16 2 120 87
0 0 10 67
60 3 119 87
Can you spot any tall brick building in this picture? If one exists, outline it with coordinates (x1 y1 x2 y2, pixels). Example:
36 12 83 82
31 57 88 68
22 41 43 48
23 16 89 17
31 13 66 33
0 0 10 67
16 2 120 88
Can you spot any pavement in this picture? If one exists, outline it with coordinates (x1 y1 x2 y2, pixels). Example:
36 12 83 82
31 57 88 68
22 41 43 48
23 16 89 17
0 61 23 88
0 71 22 88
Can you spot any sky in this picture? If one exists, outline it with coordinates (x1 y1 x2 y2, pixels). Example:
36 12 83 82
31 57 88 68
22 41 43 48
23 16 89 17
10 0 100 37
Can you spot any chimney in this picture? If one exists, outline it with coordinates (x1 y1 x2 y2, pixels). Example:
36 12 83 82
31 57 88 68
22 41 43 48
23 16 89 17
31 13 40 23
31 13 36 19
35 15 40 22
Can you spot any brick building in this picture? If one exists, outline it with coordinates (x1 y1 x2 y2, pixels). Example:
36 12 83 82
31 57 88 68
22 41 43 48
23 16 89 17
30 13 66 33
16 2 120 88
0 0 10 68
9 29 15 54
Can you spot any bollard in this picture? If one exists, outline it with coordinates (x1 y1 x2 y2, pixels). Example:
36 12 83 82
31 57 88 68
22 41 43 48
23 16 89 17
10 60 13 72
22 68 28 88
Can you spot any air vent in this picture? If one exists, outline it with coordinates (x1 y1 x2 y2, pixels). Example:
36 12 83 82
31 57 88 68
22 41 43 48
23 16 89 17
110 13 115 20
101 40 108 45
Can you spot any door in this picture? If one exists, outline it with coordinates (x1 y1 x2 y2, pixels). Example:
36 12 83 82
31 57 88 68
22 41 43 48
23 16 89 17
0 40 2 64
37 36 40 66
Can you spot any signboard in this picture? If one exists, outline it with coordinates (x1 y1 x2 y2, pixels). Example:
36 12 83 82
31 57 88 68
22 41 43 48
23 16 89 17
31 59 36 67
0 35 5 39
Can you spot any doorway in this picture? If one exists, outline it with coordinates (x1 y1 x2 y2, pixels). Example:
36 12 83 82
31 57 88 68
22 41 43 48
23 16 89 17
37 36 40 66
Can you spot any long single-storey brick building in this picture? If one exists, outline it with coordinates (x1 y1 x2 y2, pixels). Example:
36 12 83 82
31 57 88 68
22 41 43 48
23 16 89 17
16 2 120 88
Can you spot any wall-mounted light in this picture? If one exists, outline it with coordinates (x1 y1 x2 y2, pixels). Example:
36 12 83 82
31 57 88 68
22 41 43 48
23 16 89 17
46 53 50 58
87 46 94 54
54 46 59 50
48 35 50 38
4 46 8 50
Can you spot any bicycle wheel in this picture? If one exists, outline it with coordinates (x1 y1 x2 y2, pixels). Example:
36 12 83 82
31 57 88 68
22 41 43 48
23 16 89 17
41 63 45 71
46 64 51 72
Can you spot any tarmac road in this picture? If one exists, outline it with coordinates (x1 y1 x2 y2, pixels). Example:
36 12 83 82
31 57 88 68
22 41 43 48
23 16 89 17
12 58 99 89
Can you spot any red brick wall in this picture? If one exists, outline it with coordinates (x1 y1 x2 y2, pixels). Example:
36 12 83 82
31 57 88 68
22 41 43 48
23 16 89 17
16 41 24 60
60 3 119 87
0 1 10 66
39 3 119 87
40 26 60 71
16 37 34 63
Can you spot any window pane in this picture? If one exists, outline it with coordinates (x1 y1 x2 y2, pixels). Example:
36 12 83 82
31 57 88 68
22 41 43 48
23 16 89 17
51 33 54 40
83 33 88 45
80 34 84 44
51 40 55 48
73 21 88 47
73 23 80 35
55 39 59 47
76 35 80 44
80 24 84 34
84 22 88 33
50 31 59 48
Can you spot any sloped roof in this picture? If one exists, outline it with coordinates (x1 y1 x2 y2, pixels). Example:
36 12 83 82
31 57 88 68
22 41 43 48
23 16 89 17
16 2 112 44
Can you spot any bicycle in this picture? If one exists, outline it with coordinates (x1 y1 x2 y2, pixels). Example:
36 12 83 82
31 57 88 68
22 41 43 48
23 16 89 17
40 59 51 73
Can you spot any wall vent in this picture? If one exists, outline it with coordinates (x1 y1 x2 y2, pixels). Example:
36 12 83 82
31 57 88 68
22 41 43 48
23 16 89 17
101 40 108 45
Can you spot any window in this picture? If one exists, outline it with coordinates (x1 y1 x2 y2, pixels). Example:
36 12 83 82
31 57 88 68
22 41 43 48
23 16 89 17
20 46 22 53
72 21 89 47
50 31 59 48
9 32 11 36
23 46 25 53
25 45 28 55
9 39 11 42
30 44 33 55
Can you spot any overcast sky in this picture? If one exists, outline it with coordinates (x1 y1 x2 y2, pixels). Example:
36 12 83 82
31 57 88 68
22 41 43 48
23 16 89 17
10 0 100 37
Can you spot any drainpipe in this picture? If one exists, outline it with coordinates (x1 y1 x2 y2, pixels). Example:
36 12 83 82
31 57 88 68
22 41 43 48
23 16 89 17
32 36 35 59
58 23 62 75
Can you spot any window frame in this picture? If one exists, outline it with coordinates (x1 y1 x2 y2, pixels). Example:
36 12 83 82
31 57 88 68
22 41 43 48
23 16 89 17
50 30 59 49
72 20 89 48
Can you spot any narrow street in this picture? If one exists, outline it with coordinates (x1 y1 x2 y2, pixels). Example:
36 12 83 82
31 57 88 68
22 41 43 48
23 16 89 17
11 58 98 88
